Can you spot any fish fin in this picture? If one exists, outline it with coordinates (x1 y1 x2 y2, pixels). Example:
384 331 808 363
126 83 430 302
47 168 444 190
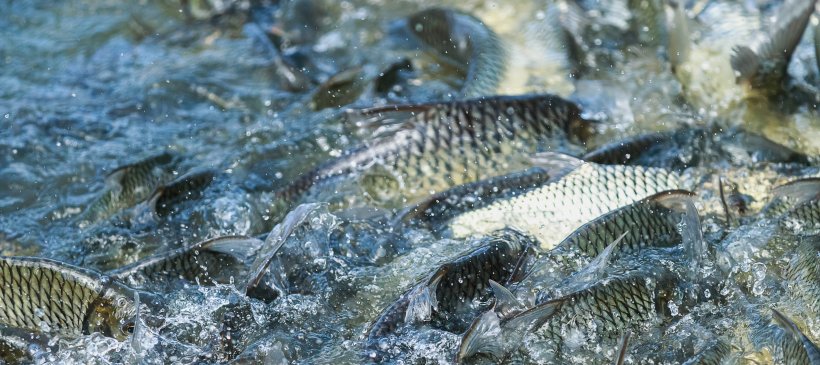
528 152 585 181
508 298 565 337
425 267 447 311
573 231 628 287
456 310 505 363
404 285 435 324
680 198 706 270
145 187 164 216
130 292 144 354
666 0 691 70
647 190 697 211
104 167 128 188
244 203 323 294
773 177 820 206
730 45 761 82
771 308 805 340
201 236 265 262
488 279 524 319
614 331 631 365
733 0 815 86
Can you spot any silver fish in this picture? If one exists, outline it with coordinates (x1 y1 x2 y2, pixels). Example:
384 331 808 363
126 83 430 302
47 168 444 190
0 256 138 341
448 153 686 249
785 235 820 315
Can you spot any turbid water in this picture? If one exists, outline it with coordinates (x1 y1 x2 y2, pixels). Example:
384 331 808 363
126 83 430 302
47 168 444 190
1 0 819 364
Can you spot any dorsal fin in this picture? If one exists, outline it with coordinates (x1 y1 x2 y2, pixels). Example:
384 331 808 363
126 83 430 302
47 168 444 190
404 269 446 324
730 45 761 82
244 203 322 294
456 310 505 363
614 331 631 365
646 189 697 211
488 279 524 319
529 152 585 182
568 231 629 291
200 236 264 262
773 177 820 206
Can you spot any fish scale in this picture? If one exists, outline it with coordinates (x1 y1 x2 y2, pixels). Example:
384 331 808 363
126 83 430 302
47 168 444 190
0 257 136 340
449 162 685 249
275 95 589 213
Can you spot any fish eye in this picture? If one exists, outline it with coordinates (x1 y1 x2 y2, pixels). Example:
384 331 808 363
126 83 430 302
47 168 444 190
122 321 135 334
116 297 127 307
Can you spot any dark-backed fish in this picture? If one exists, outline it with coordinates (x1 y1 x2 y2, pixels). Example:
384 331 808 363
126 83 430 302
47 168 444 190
764 177 820 227
448 153 685 249
77 152 178 226
109 236 262 289
147 168 217 218
0 256 138 341
771 309 820 364
364 229 536 361
730 0 817 91
395 7 506 97
274 94 591 218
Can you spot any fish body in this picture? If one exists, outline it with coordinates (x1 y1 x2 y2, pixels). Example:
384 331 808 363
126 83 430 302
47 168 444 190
149 168 217 218
449 157 685 249
364 229 536 360
400 7 507 97
0 256 137 341
78 152 177 226
682 339 733 365
771 309 820 365
276 95 590 215
110 236 261 289
785 235 820 315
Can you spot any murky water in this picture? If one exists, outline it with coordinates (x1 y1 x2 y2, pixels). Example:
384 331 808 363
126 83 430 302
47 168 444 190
1 0 819 364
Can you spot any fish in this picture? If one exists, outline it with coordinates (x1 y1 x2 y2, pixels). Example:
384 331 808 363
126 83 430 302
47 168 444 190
147 168 217 218
394 165 554 230
364 229 536 361
785 235 820 315
764 177 820 226
583 127 810 169
682 339 733 365
730 0 817 91
77 152 178 226
109 235 262 289
0 256 139 341
614 331 631 365
274 94 592 218
770 309 820 364
554 190 696 259
447 153 686 249
457 214 709 363
396 7 506 98
310 67 367 111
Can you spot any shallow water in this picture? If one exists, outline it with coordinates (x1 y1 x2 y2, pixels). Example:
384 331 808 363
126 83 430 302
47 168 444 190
1 0 819 364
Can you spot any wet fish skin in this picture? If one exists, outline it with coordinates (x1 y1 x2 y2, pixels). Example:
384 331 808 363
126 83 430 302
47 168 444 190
785 235 820 315
110 236 261 288
402 7 506 97
78 152 178 225
730 0 817 91
149 168 216 218
364 229 536 360
448 156 685 249
395 166 553 229
771 309 820 365
555 190 693 259
275 94 591 216
0 256 137 341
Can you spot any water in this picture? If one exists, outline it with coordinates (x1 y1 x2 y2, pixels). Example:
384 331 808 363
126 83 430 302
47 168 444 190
1 0 819 364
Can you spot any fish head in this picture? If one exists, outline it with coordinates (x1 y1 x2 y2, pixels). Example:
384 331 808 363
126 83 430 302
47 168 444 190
86 287 139 341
